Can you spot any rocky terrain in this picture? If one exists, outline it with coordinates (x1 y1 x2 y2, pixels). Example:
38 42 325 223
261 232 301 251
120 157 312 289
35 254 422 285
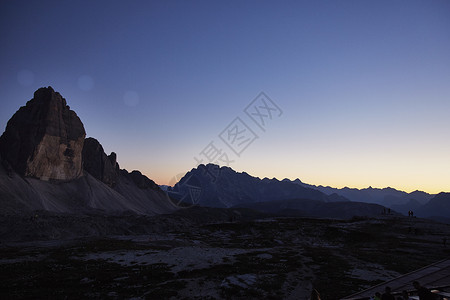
1 209 449 299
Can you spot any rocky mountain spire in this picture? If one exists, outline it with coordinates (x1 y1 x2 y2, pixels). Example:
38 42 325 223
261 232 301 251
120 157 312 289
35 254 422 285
0 86 86 181
82 137 118 187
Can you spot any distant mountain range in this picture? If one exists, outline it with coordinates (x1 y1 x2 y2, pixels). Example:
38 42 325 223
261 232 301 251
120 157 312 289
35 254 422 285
167 164 388 218
168 164 449 219
293 180 450 219
168 164 347 208
295 181 433 208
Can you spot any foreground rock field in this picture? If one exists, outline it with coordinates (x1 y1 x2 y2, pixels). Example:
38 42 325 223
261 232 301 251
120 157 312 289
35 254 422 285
1 208 449 299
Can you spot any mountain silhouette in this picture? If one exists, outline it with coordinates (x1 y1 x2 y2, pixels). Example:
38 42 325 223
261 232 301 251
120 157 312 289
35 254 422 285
169 164 345 208
0 87 177 215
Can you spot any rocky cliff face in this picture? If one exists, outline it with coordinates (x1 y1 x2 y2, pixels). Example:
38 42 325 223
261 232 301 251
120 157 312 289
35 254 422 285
82 138 162 192
0 87 86 181
82 137 118 187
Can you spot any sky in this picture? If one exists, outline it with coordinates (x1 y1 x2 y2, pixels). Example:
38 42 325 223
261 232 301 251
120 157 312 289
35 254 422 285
0 0 449 193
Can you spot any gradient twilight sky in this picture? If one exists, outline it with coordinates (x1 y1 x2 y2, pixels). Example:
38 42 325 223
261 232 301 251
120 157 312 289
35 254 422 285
1 1 449 193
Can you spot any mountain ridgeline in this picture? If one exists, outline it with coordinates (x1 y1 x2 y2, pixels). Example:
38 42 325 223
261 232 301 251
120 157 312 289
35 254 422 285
296 182 433 208
294 181 450 219
169 164 346 207
168 164 389 218
169 164 449 220
0 87 177 215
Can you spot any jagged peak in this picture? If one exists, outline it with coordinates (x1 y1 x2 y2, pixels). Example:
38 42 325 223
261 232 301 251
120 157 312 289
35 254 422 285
0 87 85 181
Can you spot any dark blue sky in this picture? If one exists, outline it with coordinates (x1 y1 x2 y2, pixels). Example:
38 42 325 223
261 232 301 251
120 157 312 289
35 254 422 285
1 0 449 192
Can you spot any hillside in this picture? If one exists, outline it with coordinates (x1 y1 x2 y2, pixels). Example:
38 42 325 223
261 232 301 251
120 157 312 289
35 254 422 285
234 198 388 219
